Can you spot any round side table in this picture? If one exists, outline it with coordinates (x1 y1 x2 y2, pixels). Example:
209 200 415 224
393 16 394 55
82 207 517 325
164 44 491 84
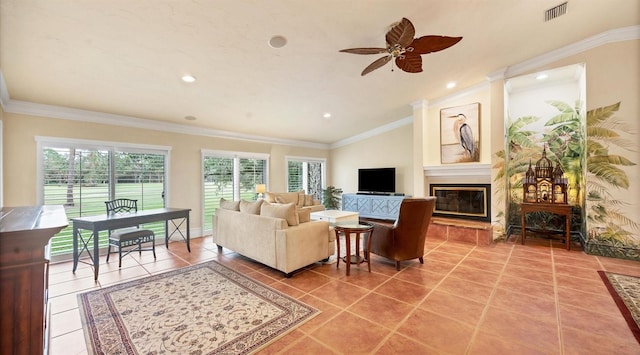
333 222 374 276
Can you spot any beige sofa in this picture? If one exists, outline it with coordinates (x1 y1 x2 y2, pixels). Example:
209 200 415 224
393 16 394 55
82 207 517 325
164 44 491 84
213 199 335 277
263 191 325 212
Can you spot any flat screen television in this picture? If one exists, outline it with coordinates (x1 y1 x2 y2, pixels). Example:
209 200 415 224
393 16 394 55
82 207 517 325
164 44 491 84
358 167 396 194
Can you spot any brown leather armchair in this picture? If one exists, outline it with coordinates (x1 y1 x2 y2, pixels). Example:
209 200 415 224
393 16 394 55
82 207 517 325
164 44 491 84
365 197 436 270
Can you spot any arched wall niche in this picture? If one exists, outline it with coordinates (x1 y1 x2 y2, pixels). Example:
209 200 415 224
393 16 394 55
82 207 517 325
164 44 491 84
502 63 587 243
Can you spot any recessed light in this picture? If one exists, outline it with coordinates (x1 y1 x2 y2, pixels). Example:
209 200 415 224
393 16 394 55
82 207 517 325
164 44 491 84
184 115 197 121
536 74 548 80
446 82 456 89
323 112 332 119
181 75 196 83
268 35 287 49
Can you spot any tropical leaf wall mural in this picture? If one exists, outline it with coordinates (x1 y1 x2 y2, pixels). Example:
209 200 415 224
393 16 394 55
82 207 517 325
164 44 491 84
499 100 585 239
584 102 639 260
493 100 639 260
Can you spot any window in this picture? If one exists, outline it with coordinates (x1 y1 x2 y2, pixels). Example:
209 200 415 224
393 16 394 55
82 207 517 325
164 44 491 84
286 156 326 201
202 150 268 233
37 137 169 256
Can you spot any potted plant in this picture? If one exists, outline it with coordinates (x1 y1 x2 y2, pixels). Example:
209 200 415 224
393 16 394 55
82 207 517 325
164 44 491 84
322 186 343 210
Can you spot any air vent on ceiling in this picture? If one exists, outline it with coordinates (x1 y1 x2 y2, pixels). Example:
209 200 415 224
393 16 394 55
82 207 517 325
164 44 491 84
545 2 568 22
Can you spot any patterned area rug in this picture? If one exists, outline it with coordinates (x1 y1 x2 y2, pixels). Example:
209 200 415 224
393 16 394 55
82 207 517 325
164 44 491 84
598 271 640 343
78 261 319 354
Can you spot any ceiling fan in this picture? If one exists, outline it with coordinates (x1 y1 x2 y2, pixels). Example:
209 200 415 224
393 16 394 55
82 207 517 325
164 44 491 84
339 17 462 76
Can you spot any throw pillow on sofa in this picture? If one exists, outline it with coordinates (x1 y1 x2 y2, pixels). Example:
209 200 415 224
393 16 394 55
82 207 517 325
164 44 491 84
220 198 240 211
303 194 314 206
297 208 311 223
239 199 263 214
260 202 299 226
264 191 299 205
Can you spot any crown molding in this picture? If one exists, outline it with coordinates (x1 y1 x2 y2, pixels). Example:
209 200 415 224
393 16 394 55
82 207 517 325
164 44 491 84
3 99 330 150
330 116 413 149
488 25 640 81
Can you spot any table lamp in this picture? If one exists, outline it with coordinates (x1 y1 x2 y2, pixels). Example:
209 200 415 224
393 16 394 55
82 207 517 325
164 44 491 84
255 184 266 199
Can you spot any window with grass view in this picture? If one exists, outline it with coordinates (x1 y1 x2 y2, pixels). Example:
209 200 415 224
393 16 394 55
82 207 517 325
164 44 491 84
203 151 268 233
286 157 325 201
40 139 168 256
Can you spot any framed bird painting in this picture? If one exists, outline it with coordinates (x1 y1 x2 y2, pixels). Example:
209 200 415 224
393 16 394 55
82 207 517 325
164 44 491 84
440 102 480 164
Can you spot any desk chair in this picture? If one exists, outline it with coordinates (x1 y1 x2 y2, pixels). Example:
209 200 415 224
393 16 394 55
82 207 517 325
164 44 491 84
105 198 156 267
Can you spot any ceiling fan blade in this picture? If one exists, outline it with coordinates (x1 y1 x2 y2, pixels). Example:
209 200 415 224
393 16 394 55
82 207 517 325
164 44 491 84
409 35 463 55
385 17 415 48
339 47 388 55
395 54 423 73
361 55 392 76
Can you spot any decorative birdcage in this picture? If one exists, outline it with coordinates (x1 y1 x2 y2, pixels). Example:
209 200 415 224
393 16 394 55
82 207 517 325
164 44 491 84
522 146 568 204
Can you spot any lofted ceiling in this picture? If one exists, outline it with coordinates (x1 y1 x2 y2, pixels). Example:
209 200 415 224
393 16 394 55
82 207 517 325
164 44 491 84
1 0 638 145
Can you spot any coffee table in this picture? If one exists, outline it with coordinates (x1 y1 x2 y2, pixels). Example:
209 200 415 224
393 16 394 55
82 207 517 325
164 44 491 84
310 210 359 224
334 222 374 276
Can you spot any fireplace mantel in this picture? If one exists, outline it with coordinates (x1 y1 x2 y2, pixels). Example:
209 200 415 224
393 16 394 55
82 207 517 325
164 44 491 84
424 164 491 178
423 165 495 244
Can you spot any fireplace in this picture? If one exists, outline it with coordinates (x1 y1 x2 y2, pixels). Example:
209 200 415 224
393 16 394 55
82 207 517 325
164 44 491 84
429 184 491 222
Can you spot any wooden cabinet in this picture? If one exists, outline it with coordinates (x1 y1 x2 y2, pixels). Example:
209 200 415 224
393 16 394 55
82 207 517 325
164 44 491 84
0 206 68 355
342 194 407 220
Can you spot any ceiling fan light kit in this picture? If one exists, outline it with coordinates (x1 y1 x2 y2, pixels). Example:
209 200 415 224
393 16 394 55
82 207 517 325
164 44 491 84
340 17 462 76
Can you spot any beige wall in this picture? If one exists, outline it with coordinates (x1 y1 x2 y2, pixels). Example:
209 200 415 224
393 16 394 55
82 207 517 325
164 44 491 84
2 112 328 233
329 123 413 196
424 87 493 167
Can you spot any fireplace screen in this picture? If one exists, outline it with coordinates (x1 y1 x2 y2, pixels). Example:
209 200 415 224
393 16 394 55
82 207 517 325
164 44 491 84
430 184 491 222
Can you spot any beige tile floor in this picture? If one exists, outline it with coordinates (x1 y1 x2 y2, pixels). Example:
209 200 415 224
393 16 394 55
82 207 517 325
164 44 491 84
48 235 640 354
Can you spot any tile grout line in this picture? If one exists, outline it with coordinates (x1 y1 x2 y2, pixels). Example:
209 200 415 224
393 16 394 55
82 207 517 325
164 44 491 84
551 244 565 355
277 267 397 354
368 242 479 354
308 240 450 354
261 249 399 353
463 241 515 354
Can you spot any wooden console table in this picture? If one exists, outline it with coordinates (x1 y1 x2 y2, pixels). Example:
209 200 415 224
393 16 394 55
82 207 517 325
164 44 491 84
520 202 572 250
0 205 68 355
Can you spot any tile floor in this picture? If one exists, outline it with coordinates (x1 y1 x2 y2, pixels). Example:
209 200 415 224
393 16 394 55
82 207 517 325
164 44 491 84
48 235 640 354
